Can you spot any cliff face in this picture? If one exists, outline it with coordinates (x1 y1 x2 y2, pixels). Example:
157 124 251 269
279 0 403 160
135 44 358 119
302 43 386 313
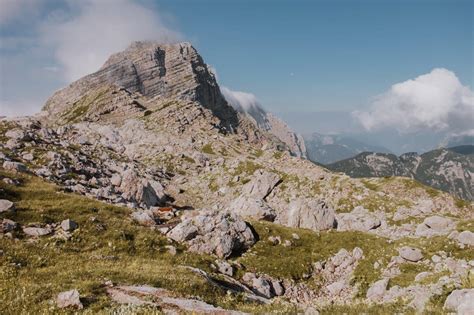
43 42 239 130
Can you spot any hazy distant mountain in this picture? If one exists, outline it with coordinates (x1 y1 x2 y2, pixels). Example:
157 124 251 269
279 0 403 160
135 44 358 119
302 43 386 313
304 132 392 164
327 145 474 200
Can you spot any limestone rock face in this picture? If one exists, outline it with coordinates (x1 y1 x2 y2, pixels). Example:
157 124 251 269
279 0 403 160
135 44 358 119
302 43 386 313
242 170 281 199
229 196 276 221
167 210 256 258
278 199 336 231
43 42 239 131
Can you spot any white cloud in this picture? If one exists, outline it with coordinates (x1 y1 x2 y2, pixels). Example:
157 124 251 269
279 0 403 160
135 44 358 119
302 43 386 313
221 86 262 113
40 0 183 81
354 68 474 134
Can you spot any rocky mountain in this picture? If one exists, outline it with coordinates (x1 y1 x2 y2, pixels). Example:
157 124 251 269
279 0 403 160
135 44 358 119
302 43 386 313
221 87 307 158
327 146 474 200
1 42 473 314
304 132 392 164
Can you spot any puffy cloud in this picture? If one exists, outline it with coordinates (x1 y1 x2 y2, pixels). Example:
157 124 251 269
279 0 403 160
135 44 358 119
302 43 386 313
354 68 474 134
221 86 262 113
40 0 183 81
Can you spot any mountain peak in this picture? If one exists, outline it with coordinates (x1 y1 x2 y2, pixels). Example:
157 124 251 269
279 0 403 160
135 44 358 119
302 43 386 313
42 41 238 130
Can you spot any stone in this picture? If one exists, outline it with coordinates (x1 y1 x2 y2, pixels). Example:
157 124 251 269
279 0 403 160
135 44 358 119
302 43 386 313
131 210 157 226
366 278 388 301
271 280 285 296
56 289 83 309
216 260 233 276
119 168 166 208
23 226 53 237
399 246 423 262
336 206 381 232
110 174 122 186
61 219 78 231
457 231 474 246
106 285 243 314
0 219 18 233
241 170 281 199
252 277 273 298
2 161 27 173
22 153 34 161
268 236 281 245
0 199 14 213
229 196 276 221
281 199 336 231
444 289 474 313
292 233 300 240
165 245 177 256
414 272 432 282
167 210 256 259
5 129 27 141
415 215 455 237
326 280 346 296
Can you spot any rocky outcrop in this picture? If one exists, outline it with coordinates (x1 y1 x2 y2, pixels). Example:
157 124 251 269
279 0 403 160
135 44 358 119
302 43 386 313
277 199 336 231
56 289 83 309
444 289 474 314
167 210 256 258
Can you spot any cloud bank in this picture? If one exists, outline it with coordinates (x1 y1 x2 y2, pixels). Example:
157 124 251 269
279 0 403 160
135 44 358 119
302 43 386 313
41 0 182 81
354 68 474 134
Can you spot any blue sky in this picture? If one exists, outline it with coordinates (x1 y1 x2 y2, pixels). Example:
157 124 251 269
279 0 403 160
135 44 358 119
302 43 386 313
156 0 473 112
0 0 473 152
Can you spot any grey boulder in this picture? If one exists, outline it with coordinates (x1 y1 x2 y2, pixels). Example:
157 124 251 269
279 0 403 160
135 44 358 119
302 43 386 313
0 199 14 213
280 199 336 231
444 289 474 314
399 246 423 262
242 170 280 199
56 289 83 309
229 196 276 221
336 206 381 232
167 210 256 259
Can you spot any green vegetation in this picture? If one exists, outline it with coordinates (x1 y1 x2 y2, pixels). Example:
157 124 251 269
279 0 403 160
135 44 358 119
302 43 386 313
457 219 474 232
201 143 215 155
238 221 394 295
272 151 283 159
61 87 110 124
320 302 415 315
389 263 430 288
231 160 262 177
0 170 282 313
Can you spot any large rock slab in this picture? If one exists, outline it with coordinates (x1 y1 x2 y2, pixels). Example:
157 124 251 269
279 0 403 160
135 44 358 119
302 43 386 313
444 289 474 314
399 246 423 262
2 161 27 173
167 210 256 258
241 170 281 199
107 285 244 314
229 196 276 221
278 199 336 231
336 206 381 232
457 231 474 246
415 215 455 237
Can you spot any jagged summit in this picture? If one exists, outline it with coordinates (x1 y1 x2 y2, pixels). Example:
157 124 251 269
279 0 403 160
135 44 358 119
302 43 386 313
42 41 239 130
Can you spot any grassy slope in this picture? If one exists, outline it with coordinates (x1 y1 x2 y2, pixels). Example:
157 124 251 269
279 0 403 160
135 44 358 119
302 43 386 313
1 169 472 313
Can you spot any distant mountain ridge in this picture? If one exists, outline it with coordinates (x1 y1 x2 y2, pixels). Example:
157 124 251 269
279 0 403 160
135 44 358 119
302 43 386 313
327 145 474 200
304 132 392 164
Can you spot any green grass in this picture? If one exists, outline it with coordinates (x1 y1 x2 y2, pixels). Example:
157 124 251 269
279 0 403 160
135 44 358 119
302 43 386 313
231 160 262 177
0 170 283 313
457 219 474 232
238 221 394 294
389 263 430 288
201 144 215 155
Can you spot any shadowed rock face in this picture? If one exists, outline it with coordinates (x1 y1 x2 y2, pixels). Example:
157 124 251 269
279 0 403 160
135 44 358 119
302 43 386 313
43 41 239 131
